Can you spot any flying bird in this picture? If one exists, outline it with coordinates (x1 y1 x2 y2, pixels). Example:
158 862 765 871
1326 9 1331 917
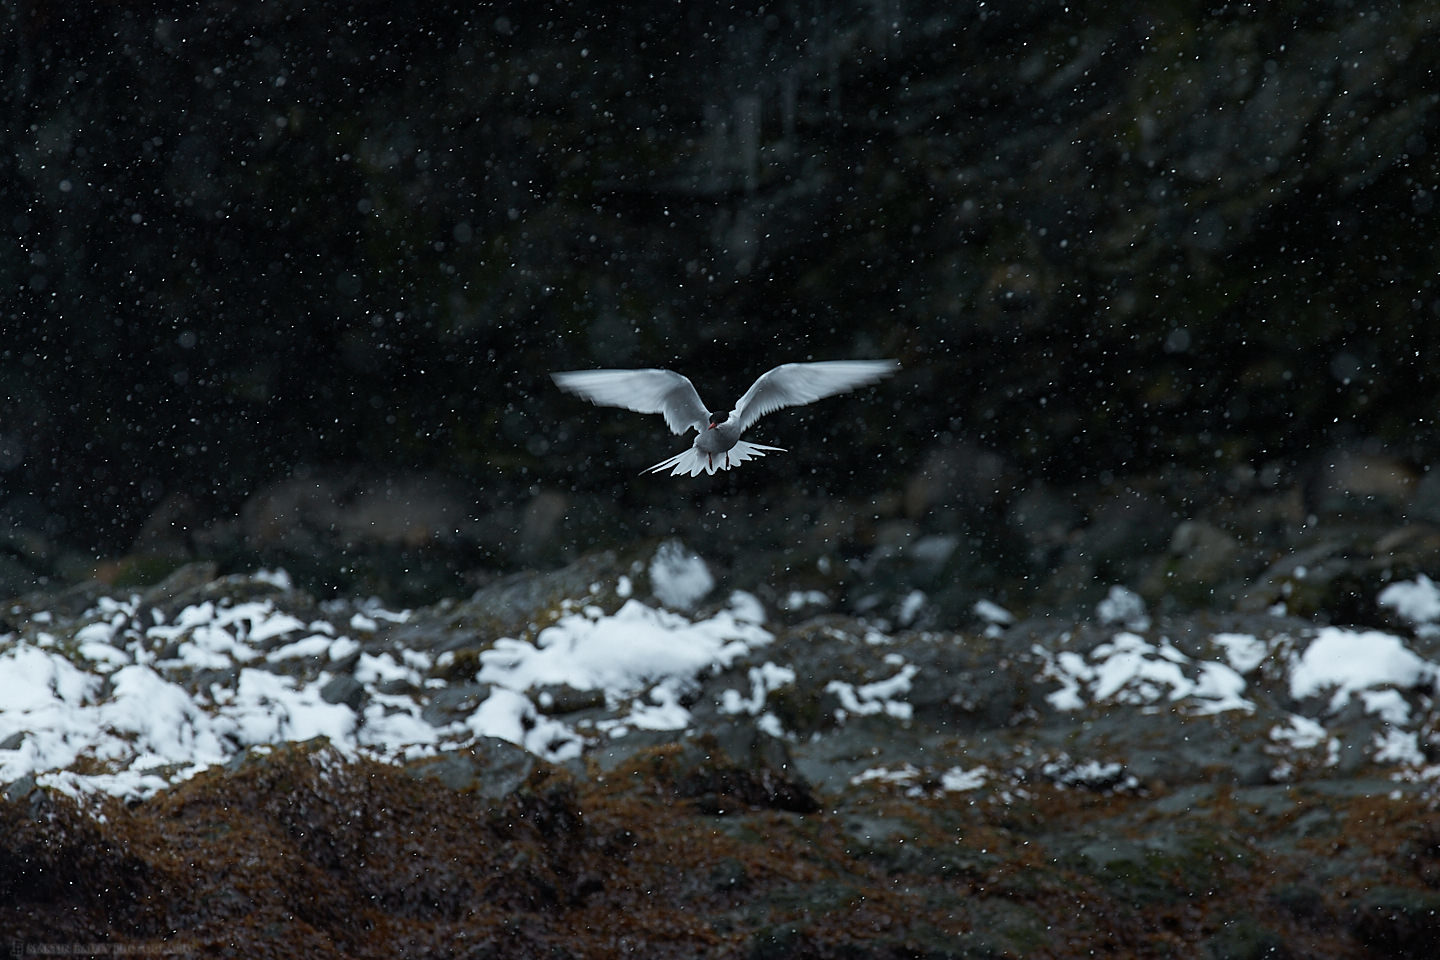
551 359 898 476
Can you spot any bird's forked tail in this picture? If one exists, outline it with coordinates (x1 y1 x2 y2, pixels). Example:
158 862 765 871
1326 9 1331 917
642 440 787 477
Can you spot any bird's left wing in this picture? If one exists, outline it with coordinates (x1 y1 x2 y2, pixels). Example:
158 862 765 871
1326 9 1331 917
732 360 898 433
551 368 710 435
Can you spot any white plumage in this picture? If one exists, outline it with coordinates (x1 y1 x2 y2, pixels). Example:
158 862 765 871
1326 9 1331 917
551 359 897 476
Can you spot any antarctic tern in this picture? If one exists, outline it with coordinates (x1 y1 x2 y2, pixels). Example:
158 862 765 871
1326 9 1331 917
551 359 898 476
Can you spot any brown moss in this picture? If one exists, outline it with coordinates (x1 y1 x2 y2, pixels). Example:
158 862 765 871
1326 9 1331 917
1 742 1437 958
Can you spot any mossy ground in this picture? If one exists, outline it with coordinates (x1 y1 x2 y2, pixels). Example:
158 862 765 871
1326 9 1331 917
2 739 1435 958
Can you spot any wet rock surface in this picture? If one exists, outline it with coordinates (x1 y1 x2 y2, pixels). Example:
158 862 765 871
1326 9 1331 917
3 516 1439 957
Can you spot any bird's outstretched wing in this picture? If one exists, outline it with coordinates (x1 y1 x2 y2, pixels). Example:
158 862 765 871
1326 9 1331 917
732 360 898 433
551 368 710 435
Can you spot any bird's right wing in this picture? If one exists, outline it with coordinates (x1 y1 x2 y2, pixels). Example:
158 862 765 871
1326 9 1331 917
732 360 898 433
551 368 710 435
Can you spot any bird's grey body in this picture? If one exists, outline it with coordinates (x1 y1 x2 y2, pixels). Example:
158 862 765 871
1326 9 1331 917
690 411 744 455
551 359 897 476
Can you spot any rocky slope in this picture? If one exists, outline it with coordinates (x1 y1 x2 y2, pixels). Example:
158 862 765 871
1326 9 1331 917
3 535 1438 957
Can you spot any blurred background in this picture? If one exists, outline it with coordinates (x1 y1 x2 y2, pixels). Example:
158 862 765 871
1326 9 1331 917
2 0 1437 607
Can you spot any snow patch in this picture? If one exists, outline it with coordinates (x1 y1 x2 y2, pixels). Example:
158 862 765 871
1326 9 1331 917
1040 632 1254 715
827 664 918 721
649 539 715 611
1096 585 1150 631
973 599 1015 626
1378 574 1440 634
1289 627 1434 711
1211 632 1268 673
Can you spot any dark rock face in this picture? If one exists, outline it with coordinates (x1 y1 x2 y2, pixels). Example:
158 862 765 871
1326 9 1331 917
1 1 1438 569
